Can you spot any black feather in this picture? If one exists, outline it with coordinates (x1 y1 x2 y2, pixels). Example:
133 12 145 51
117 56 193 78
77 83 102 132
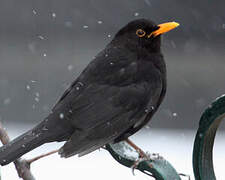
0 18 167 165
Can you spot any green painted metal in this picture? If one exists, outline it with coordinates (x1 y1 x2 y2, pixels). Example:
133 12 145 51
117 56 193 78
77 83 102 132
106 141 181 180
193 95 225 180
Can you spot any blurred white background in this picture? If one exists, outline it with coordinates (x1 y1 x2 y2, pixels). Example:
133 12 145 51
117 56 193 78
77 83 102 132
1 126 225 179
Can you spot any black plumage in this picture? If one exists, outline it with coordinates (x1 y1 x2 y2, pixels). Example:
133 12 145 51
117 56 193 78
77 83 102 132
0 18 179 165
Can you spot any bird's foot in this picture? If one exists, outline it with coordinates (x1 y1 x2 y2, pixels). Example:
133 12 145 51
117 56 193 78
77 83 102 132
130 153 164 176
125 139 154 175
131 155 152 175
125 139 148 159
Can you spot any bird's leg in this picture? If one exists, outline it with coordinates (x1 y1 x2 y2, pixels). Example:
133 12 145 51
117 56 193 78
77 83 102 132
125 139 152 175
125 138 148 159
27 149 59 164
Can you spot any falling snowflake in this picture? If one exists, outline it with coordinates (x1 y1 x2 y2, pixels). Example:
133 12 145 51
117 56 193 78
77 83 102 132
35 97 39 102
3 98 11 105
26 85 31 90
172 112 177 117
67 65 74 71
59 113 64 119
97 20 103 24
222 24 225 29
134 12 139 17
52 13 56 18
38 35 45 40
32 10 37 15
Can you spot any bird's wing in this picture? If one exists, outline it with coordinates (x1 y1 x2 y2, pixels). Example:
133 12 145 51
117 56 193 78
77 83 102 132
52 47 133 110
51 47 164 157
58 72 163 158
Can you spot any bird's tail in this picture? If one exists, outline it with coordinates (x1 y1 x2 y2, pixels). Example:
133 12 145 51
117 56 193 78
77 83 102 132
0 115 74 166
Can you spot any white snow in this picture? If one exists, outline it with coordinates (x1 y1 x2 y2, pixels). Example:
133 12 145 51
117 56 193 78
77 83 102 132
38 35 45 40
26 85 31 90
172 112 178 117
59 113 64 119
97 20 103 24
3 98 11 105
134 12 139 17
67 65 74 71
32 10 37 15
34 97 39 102
52 13 56 18
1 127 225 180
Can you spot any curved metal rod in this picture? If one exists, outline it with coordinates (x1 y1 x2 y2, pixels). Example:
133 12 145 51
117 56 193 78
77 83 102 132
193 95 225 180
105 141 181 180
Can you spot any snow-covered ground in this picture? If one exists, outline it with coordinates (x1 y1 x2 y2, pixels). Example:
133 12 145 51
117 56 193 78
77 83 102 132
1 125 225 180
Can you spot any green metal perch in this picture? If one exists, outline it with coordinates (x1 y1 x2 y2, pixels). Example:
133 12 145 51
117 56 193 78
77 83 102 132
106 141 181 180
104 94 225 179
193 95 225 180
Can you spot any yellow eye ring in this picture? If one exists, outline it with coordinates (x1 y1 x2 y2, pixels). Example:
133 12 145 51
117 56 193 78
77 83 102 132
136 29 146 37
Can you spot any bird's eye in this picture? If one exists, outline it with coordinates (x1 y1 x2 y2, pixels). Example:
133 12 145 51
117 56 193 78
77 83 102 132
136 29 146 37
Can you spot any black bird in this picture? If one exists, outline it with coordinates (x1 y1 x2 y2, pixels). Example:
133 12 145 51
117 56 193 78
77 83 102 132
0 19 179 165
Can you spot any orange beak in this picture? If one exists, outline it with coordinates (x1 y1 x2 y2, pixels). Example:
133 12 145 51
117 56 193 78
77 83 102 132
148 22 179 38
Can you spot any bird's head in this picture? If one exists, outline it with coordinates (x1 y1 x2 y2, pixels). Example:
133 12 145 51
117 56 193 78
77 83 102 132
113 19 179 53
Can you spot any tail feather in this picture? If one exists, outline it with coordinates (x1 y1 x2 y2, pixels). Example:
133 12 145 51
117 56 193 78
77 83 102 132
0 128 46 165
0 117 74 166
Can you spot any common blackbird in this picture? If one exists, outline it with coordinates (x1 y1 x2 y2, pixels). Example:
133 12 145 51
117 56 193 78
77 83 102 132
0 19 179 165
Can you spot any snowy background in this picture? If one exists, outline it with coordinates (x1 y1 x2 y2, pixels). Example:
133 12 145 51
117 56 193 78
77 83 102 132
0 0 225 179
1 126 225 179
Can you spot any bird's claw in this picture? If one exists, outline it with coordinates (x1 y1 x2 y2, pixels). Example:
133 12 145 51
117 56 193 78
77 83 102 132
130 152 165 176
130 154 152 175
